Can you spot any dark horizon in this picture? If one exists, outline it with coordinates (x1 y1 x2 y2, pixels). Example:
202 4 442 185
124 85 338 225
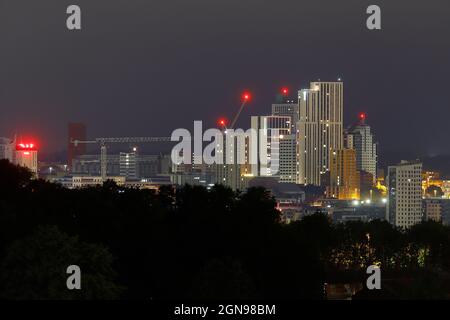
1 0 450 159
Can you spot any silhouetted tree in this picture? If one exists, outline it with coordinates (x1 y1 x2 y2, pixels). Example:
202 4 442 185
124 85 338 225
0 159 32 191
0 225 123 299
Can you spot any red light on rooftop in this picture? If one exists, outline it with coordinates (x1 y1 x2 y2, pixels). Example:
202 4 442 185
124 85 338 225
16 142 37 151
218 118 227 127
359 112 366 121
281 87 289 95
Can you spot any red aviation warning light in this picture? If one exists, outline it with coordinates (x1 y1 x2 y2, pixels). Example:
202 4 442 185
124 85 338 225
218 118 227 127
242 92 251 102
359 112 366 121
281 87 289 95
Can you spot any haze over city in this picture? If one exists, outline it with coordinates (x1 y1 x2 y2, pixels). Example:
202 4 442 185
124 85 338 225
1 0 449 161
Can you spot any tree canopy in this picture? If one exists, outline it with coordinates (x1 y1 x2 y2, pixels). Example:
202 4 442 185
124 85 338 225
0 161 450 299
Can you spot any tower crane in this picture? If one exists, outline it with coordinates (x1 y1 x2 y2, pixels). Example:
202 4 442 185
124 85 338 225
229 92 251 130
218 91 252 133
71 91 254 182
71 136 171 181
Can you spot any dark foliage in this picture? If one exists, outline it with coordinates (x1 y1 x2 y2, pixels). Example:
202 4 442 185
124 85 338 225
1 162 450 299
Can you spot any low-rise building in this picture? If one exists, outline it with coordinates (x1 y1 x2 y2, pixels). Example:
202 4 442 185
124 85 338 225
423 198 442 222
72 176 125 188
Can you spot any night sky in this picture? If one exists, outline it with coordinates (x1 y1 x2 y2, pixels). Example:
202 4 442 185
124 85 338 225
1 0 449 162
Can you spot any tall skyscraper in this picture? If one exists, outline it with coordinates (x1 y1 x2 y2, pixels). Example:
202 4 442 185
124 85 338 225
346 113 378 183
298 81 344 185
68 122 87 169
386 160 423 228
251 115 293 181
327 148 360 200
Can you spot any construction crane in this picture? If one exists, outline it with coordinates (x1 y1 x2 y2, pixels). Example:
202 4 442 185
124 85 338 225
71 137 171 181
218 91 252 133
71 91 255 181
229 92 251 130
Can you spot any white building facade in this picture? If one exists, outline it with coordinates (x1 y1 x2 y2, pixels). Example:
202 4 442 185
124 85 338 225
298 81 344 185
251 115 293 182
386 160 423 228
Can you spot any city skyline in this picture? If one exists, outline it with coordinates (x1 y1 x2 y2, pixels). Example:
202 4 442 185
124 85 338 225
1 0 450 159
1 83 448 177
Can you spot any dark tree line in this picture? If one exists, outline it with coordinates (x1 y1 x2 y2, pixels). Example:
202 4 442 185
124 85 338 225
0 159 450 299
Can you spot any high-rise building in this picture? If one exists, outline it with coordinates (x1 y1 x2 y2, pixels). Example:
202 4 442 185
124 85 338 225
15 142 38 177
346 113 377 183
271 102 299 132
386 160 423 228
271 100 300 183
298 81 344 185
327 149 360 200
68 123 86 169
0 137 14 162
278 134 298 183
251 115 293 182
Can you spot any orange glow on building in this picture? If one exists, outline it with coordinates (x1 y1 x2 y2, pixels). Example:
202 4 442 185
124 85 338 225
327 149 360 200
422 171 444 197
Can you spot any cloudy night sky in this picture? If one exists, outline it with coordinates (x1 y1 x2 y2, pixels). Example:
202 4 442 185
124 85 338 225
1 0 449 163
